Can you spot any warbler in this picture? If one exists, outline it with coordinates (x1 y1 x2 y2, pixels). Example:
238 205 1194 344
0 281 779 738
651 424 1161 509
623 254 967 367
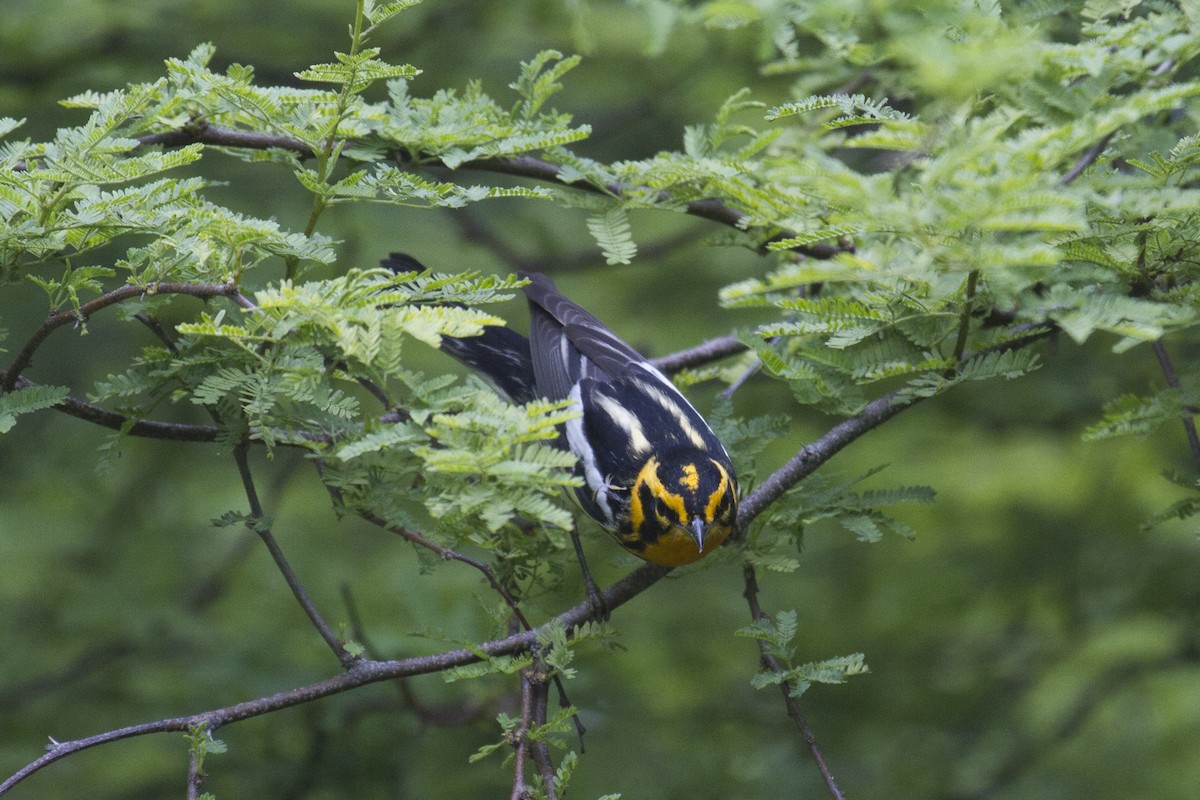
382 254 738 567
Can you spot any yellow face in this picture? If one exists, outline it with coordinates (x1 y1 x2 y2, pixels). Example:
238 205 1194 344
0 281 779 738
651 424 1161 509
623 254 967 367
621 455 738 567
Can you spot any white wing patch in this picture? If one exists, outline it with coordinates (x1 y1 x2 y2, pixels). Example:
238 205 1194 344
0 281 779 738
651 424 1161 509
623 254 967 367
633 376 708 449
565 383 616 526
593 392 653 455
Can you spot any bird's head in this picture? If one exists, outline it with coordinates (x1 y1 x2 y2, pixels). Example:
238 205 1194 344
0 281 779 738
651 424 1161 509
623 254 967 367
625 452 738 567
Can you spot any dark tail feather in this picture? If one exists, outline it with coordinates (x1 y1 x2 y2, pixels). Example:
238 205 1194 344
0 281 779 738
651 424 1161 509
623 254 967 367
381 253 538 403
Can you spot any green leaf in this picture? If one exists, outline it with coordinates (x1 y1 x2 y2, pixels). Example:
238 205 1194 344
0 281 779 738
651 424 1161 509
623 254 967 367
510 50 582 119
586 207 637 265
296 49 419 93
0 384 69 433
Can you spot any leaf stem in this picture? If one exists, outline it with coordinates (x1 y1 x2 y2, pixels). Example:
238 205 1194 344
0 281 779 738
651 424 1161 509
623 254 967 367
233 444 353 667
1152 339 1200 470
743 564 845 800
951 269 980 366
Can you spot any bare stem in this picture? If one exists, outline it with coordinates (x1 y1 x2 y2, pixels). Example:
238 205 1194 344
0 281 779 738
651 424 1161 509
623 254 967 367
2 280 253 393
9 375 222 442
1152 339 1200 470
950 270 979 366
650 335 747 375
233 445 352 667
743 564 845 800
186 749 203 800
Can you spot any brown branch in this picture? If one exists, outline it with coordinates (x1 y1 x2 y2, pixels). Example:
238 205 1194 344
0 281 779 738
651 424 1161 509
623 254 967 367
510 667 534 800
0 563 667 796
650 335 747 374
123 123 848 259
2 280 254 393
1152 339 1200 470
138 124 316 158
349 501 585 741
10 375 223 442
511 651 557 800
1060 131 1115 186
738 389 914 525
233 444 352 667
186 748 204 800
457 154 845 259
350 505 538 633
739 326 1054 526
743 564 845 800
528 674 558 800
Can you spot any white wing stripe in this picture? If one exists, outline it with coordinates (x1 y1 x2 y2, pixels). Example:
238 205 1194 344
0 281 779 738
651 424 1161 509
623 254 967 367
634 377 708 449
594 393 653 454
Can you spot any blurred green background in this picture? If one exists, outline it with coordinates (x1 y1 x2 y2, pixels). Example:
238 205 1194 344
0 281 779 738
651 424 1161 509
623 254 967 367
2 1 1198 798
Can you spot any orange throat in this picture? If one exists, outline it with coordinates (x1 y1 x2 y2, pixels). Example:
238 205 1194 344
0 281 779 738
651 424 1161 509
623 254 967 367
634 522 733 567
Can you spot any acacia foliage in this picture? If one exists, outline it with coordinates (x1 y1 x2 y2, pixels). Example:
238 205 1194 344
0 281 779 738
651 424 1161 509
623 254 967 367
2 0 1200 798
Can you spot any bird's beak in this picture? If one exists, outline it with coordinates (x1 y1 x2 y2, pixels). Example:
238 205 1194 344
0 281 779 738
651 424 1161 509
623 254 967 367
689 517 707 553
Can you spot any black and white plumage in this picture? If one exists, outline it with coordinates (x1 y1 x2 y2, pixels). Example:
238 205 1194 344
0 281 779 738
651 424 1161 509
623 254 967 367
382 255 738 566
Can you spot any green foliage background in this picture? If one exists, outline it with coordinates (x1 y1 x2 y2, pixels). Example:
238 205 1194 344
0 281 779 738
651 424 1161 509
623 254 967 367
2 1 1199 798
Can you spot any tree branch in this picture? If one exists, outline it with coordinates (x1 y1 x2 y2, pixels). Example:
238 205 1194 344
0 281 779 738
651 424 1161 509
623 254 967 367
650 335 746 375
1 280 254 393
1152 339 1200 470
121 123 849 259
0 563 666 796
9 375 222 442
743 564 844 800
233 445 352 667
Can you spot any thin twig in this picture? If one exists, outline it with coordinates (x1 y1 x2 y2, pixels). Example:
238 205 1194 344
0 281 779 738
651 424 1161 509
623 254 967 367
1061 131 1115 186
2 280 253 393
352 506 537 633
9 375 222 442
650 335 746 374
90 122 850 260
233 444 352 667
510 666 534 800
347 501 585 742
340 583 485 726
1152 339 1200 469
743 564 844 800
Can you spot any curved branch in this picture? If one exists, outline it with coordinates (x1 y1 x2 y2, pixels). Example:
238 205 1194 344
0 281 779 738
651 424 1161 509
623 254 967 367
125 124 848 259
233 444 352 667
0 562 667 796
651 335 746 374
2 281 254 393
10 375 222 442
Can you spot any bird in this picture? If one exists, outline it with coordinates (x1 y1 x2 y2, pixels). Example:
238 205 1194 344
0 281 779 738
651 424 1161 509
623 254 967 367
381 254 738 567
